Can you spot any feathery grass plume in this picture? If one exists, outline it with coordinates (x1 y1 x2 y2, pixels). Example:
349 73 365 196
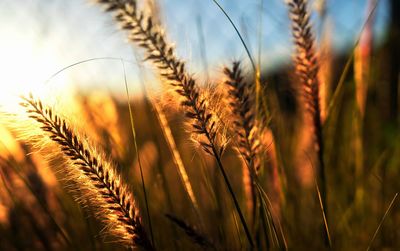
165 214 215 250
223 62 286 248
145 0 161 25
95 0 225 159
287 1 331 247
95 0 253 246
224 61 261 173
211 0 270 126
287 0 326 205
223 61 259 223
20 94 155 250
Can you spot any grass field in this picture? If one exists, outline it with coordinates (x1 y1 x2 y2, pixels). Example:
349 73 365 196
0 0 399 250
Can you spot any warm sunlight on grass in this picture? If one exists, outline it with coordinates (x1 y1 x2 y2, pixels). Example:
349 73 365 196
0 0 399 250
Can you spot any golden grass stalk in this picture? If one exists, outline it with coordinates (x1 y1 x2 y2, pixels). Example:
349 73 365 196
223 61 260 222
152 101 199 212
20 94 154 250
287 0 326 205
95 0 253 246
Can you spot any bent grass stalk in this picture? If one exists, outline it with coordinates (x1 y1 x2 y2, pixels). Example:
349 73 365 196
20 95 155 251
95 0 253 246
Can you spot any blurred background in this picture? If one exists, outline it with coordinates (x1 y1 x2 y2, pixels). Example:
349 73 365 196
0 0 391 97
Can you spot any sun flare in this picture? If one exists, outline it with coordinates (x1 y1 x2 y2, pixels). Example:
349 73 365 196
0 30 70 111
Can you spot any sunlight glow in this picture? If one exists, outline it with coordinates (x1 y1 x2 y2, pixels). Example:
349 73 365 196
0 28 69 111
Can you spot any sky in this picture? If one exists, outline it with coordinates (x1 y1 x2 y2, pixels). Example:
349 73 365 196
0 0 390 101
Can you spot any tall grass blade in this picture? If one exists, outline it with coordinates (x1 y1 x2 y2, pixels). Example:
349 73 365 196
367 193 398 251
122 60 154 247
211 0 256 71
152 101 200 214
